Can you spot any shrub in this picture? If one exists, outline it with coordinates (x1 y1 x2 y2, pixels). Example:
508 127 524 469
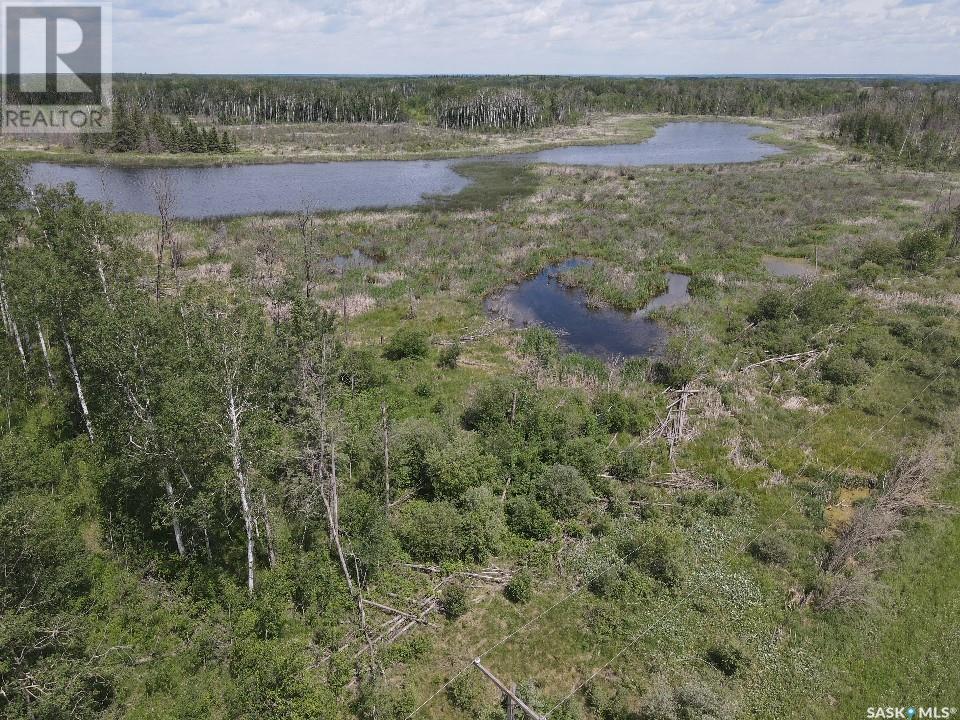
706 642 745 676
535 464 591 520
383 326 429 360
898 228 946 271
339 347 385 389
424 433 500 500
504 570 533 603
795 281 848 325
561 436 605 483
705 489 742 517
437 342 461 369
613 444 668 483
854 260 883 286
461 377 530 433
459 487 507 562
506 495 554 540
618 523 685 588
446 674 484 717
395 500 463 562
674 680 723 720
440 582 469 620
856 239 899 268
749 289 792 323
820 352 866 386
748 535 792 565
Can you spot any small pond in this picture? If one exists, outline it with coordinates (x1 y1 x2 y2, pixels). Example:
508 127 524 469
331 249 375 273
485 259 691 359
762 255 819 278
24 122 781 219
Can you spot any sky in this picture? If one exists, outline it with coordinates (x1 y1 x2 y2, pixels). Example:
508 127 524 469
111 0 960 75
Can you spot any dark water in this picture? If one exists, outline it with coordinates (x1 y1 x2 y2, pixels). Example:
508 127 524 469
486 260 692 359
24 122 779 219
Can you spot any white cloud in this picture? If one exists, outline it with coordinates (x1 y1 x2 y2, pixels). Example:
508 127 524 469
111 0 960 73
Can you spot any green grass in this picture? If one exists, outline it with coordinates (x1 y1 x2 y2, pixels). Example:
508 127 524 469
807 467 960 714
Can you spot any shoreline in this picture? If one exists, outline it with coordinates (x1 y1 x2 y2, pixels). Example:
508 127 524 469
0 114 812 169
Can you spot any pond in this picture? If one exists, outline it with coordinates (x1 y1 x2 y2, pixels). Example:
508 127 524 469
485 259 691 359
24 122 781 219
762 255 819 278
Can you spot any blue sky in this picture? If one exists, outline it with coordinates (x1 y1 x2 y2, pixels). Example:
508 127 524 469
111 0 959 75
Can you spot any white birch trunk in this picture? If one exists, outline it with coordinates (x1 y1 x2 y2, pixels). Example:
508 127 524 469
61 318 94 443
164 475 186 556
227 380 255 595
36 321 55 387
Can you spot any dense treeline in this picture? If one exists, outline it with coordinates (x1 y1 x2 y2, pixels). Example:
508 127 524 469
832 87 960 165
100 75 960 164
82 105 238 154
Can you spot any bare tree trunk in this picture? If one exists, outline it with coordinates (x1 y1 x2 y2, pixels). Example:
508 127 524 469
320 442 354 593
152 174 175 304
36 321 55 387
0 274 27 371
61 317 94 443
227 381 255 595
164 475 186 556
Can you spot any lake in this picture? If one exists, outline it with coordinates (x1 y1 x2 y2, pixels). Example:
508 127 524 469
485 259 691 359
24 122 781 219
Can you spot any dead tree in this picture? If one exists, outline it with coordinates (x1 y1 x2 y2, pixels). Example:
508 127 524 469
151 173 176 302
295 209 318 299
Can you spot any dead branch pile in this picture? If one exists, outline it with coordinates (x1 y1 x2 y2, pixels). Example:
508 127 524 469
825 441 946 574
645 384 702 460
742 348 828 372
813 438 949 611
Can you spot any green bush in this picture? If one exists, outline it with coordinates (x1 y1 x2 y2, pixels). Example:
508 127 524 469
748 535 792 565
339 347 386 389
446 674 485 717
820 352 867 386
424 433 500 500
441 582 469 620
856 239 900 268
506 495 554 540
504 570 533 603
518 326 560 365
459 487 507 562
437 342 461 369
749 289 793 323
535 464 591 520
618 523 685 588
898 228 946 271
795 281 848 325
395 500 464 562
383 326 430 360
706 642 745 676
